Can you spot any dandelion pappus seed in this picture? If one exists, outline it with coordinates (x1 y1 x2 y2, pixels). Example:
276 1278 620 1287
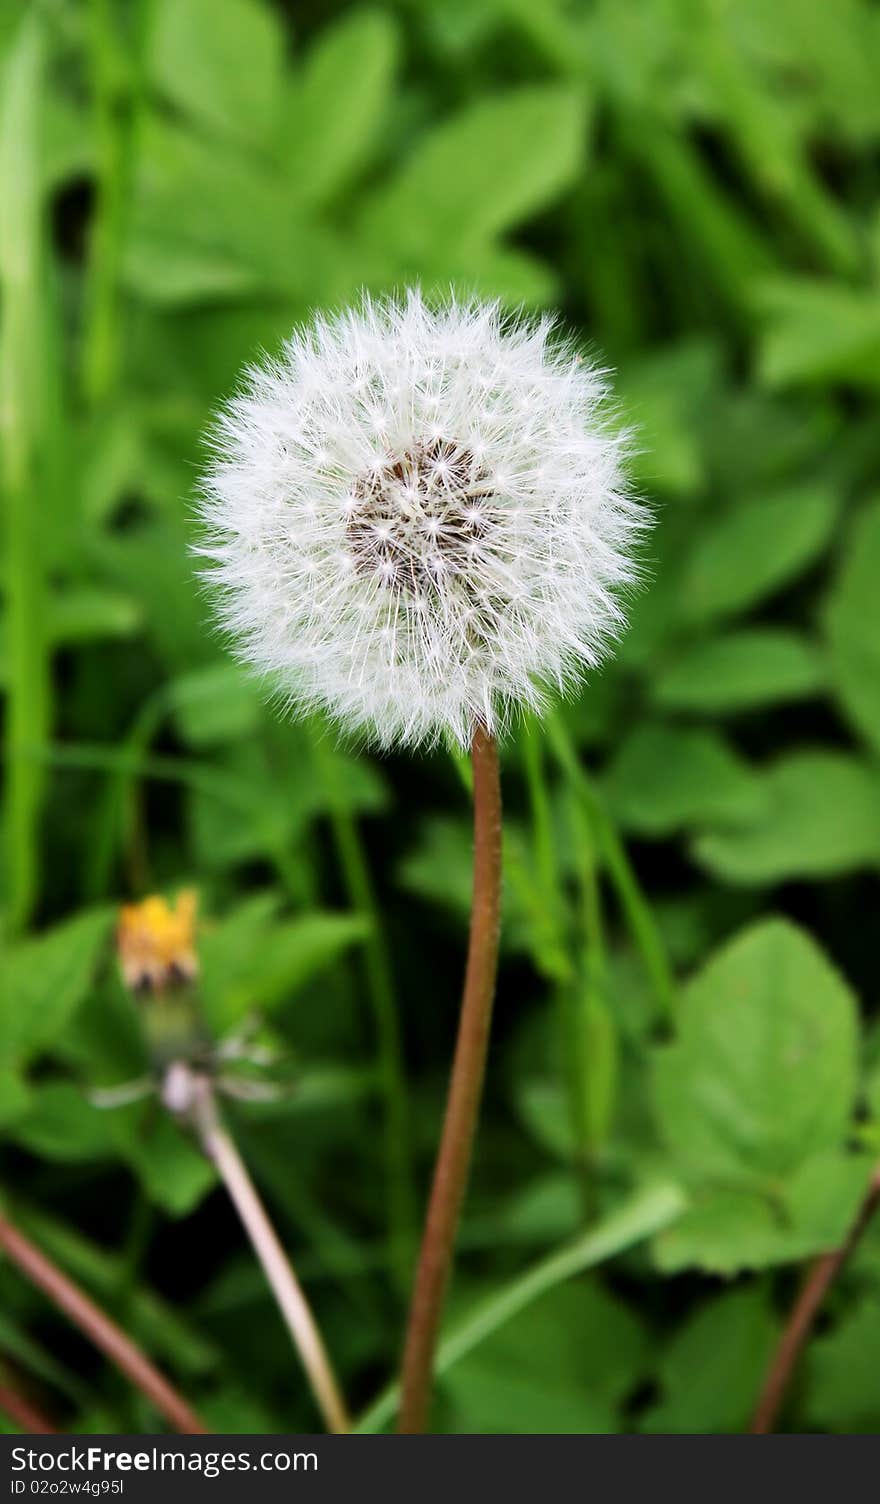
198 290 647 748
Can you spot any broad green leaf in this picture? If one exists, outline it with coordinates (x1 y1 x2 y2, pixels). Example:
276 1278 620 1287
679 484 840 623
49 589 142 646
96 513 212 670
654 630 823 713
443 1282 647 1434
148 0 285 148
166 664 261 746
0 1066 30 1127
654 918 859 1189
283 9 398 208
824 497 880 753
0 909 113 1066
111 1108 216 1218
605 725 763 836
756 277 880 389
618 338 722 496
733 0 880 145
641 1288 777 1434
805 1295 880 1433
201 902 368 1033
693 750 880 884
124 114 350 306
10 1082 116 1161
362 86 588 256
654 1154 873 1275
430 243 559 308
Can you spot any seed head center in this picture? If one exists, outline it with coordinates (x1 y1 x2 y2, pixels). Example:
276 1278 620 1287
345 438 493 596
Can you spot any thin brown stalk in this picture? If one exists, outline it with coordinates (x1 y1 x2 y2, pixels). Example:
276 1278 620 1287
397 723 502 1434
190 1081 350 1434
0 1212 206 1433
0 1377 56 1434
751 1165 880 1434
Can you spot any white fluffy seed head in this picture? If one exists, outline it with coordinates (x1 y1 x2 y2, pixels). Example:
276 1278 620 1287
197 290 648 749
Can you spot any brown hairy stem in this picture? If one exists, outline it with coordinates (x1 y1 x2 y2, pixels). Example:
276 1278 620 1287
0 1212 207 1434
397 723 502 1434
751 1165 880 1434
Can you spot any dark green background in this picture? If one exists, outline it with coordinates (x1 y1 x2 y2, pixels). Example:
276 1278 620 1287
2 0 880 1435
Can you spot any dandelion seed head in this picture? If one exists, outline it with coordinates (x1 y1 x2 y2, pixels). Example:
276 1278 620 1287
197 290 647 748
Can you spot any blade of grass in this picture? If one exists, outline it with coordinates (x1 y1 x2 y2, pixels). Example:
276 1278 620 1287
521 717 593 1207
81 0 141 408
0 13 52 933
546 712 676 1024
356 1179 687 1433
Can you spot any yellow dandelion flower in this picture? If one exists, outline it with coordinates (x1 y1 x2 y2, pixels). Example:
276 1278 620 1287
117 890 199 995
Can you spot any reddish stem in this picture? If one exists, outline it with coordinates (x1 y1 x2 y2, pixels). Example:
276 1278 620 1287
397 724 502 1434
751 1166 880 1434
0 1379 56 1434
0 1212 207 1434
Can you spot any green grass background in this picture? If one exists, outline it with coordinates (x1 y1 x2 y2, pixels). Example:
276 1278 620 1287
2 0 880 1435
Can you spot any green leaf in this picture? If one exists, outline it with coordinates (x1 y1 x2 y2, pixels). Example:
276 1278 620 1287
362 86 588 256
805 1294 880 1433
49 589 142 646
111 1109 216 1218
618 338 721 497
756 277 880 389
166 664 262 747
824 497 880 753
0 909 113 1066
654 630 823 713
0 1066 31 1127
283 9 398 208
641 1288 777 1433
679 484 840 623
148 0 285 148
443 1282 648 1434
605 725 764 836
200 901 369 1034
693 750 880 884
654 1155 873 1275
10 1082 116 1162
654 918 859 1190
123 114 351 307
429 243 559 308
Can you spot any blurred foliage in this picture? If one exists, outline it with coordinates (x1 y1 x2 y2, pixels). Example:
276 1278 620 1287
1 0 880 1435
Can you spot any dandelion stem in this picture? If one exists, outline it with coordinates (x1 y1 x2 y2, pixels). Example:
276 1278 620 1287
0 1211 206 1434
397 723 502 1433
191 1083 351 1435
750 1164 880 1434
